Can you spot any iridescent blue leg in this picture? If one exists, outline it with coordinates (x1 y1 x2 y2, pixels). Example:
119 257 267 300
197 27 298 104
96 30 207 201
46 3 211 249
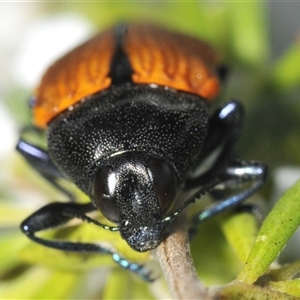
21 201 153 281
184 100 267 223
112 253 154 282
192 159 267 225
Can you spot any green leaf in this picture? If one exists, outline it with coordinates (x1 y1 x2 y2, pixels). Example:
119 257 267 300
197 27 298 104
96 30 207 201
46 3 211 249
219 282 298 300
272 43 300 90
101 269 155 300
237 180 300 284
0 267 50 299
228 1 269 65
0 201 32 226
268 260 300 281
219 211 259 263
0 232 28 273
269 279 300 298
191 217 243 285
33 270 84 299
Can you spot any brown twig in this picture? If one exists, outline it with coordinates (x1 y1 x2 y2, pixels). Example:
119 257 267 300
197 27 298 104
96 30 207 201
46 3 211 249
156 215 213 299
155 216 298 300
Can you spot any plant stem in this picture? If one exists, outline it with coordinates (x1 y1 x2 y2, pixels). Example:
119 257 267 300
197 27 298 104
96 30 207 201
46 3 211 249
156 215 212 299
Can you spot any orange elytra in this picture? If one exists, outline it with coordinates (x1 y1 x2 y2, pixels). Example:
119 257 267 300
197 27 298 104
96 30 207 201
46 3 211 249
33 23 221 128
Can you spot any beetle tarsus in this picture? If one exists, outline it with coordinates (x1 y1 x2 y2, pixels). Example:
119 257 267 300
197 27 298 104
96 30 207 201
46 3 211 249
112 253 155 282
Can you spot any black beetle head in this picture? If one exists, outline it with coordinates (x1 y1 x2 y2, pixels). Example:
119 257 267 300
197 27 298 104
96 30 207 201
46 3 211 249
92 152 178 252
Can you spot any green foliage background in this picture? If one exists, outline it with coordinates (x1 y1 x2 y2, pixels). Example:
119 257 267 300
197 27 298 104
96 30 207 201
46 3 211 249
1 2 300 299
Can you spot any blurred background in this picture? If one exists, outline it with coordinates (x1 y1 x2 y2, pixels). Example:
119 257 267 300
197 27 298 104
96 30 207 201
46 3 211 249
0 2 300 299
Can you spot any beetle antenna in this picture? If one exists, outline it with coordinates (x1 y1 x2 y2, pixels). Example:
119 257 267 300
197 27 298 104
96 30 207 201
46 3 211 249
72 210 120 232
89 218 120 232
163 180 217 224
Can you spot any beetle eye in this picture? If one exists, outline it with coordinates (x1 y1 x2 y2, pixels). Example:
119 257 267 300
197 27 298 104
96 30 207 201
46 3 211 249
147 158 178 213
92 166 120 223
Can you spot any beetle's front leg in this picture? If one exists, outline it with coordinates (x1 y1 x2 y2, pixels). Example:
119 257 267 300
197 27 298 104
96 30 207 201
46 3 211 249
21 202 153 281
21 202 97 243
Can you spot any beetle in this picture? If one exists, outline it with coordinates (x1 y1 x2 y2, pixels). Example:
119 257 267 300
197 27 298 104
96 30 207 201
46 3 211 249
17 23 266 281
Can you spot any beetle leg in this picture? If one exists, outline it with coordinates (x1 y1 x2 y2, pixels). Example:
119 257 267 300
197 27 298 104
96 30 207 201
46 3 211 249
112 253 154 282
21 202 97 233
191 159 267 225
16 139 74 200
186 100 244 189
200 100 244 162
20 202 153 281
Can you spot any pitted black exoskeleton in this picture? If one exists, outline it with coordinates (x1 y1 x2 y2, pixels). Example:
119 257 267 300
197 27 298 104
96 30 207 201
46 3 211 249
17 23 266 282
18 85 266 281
